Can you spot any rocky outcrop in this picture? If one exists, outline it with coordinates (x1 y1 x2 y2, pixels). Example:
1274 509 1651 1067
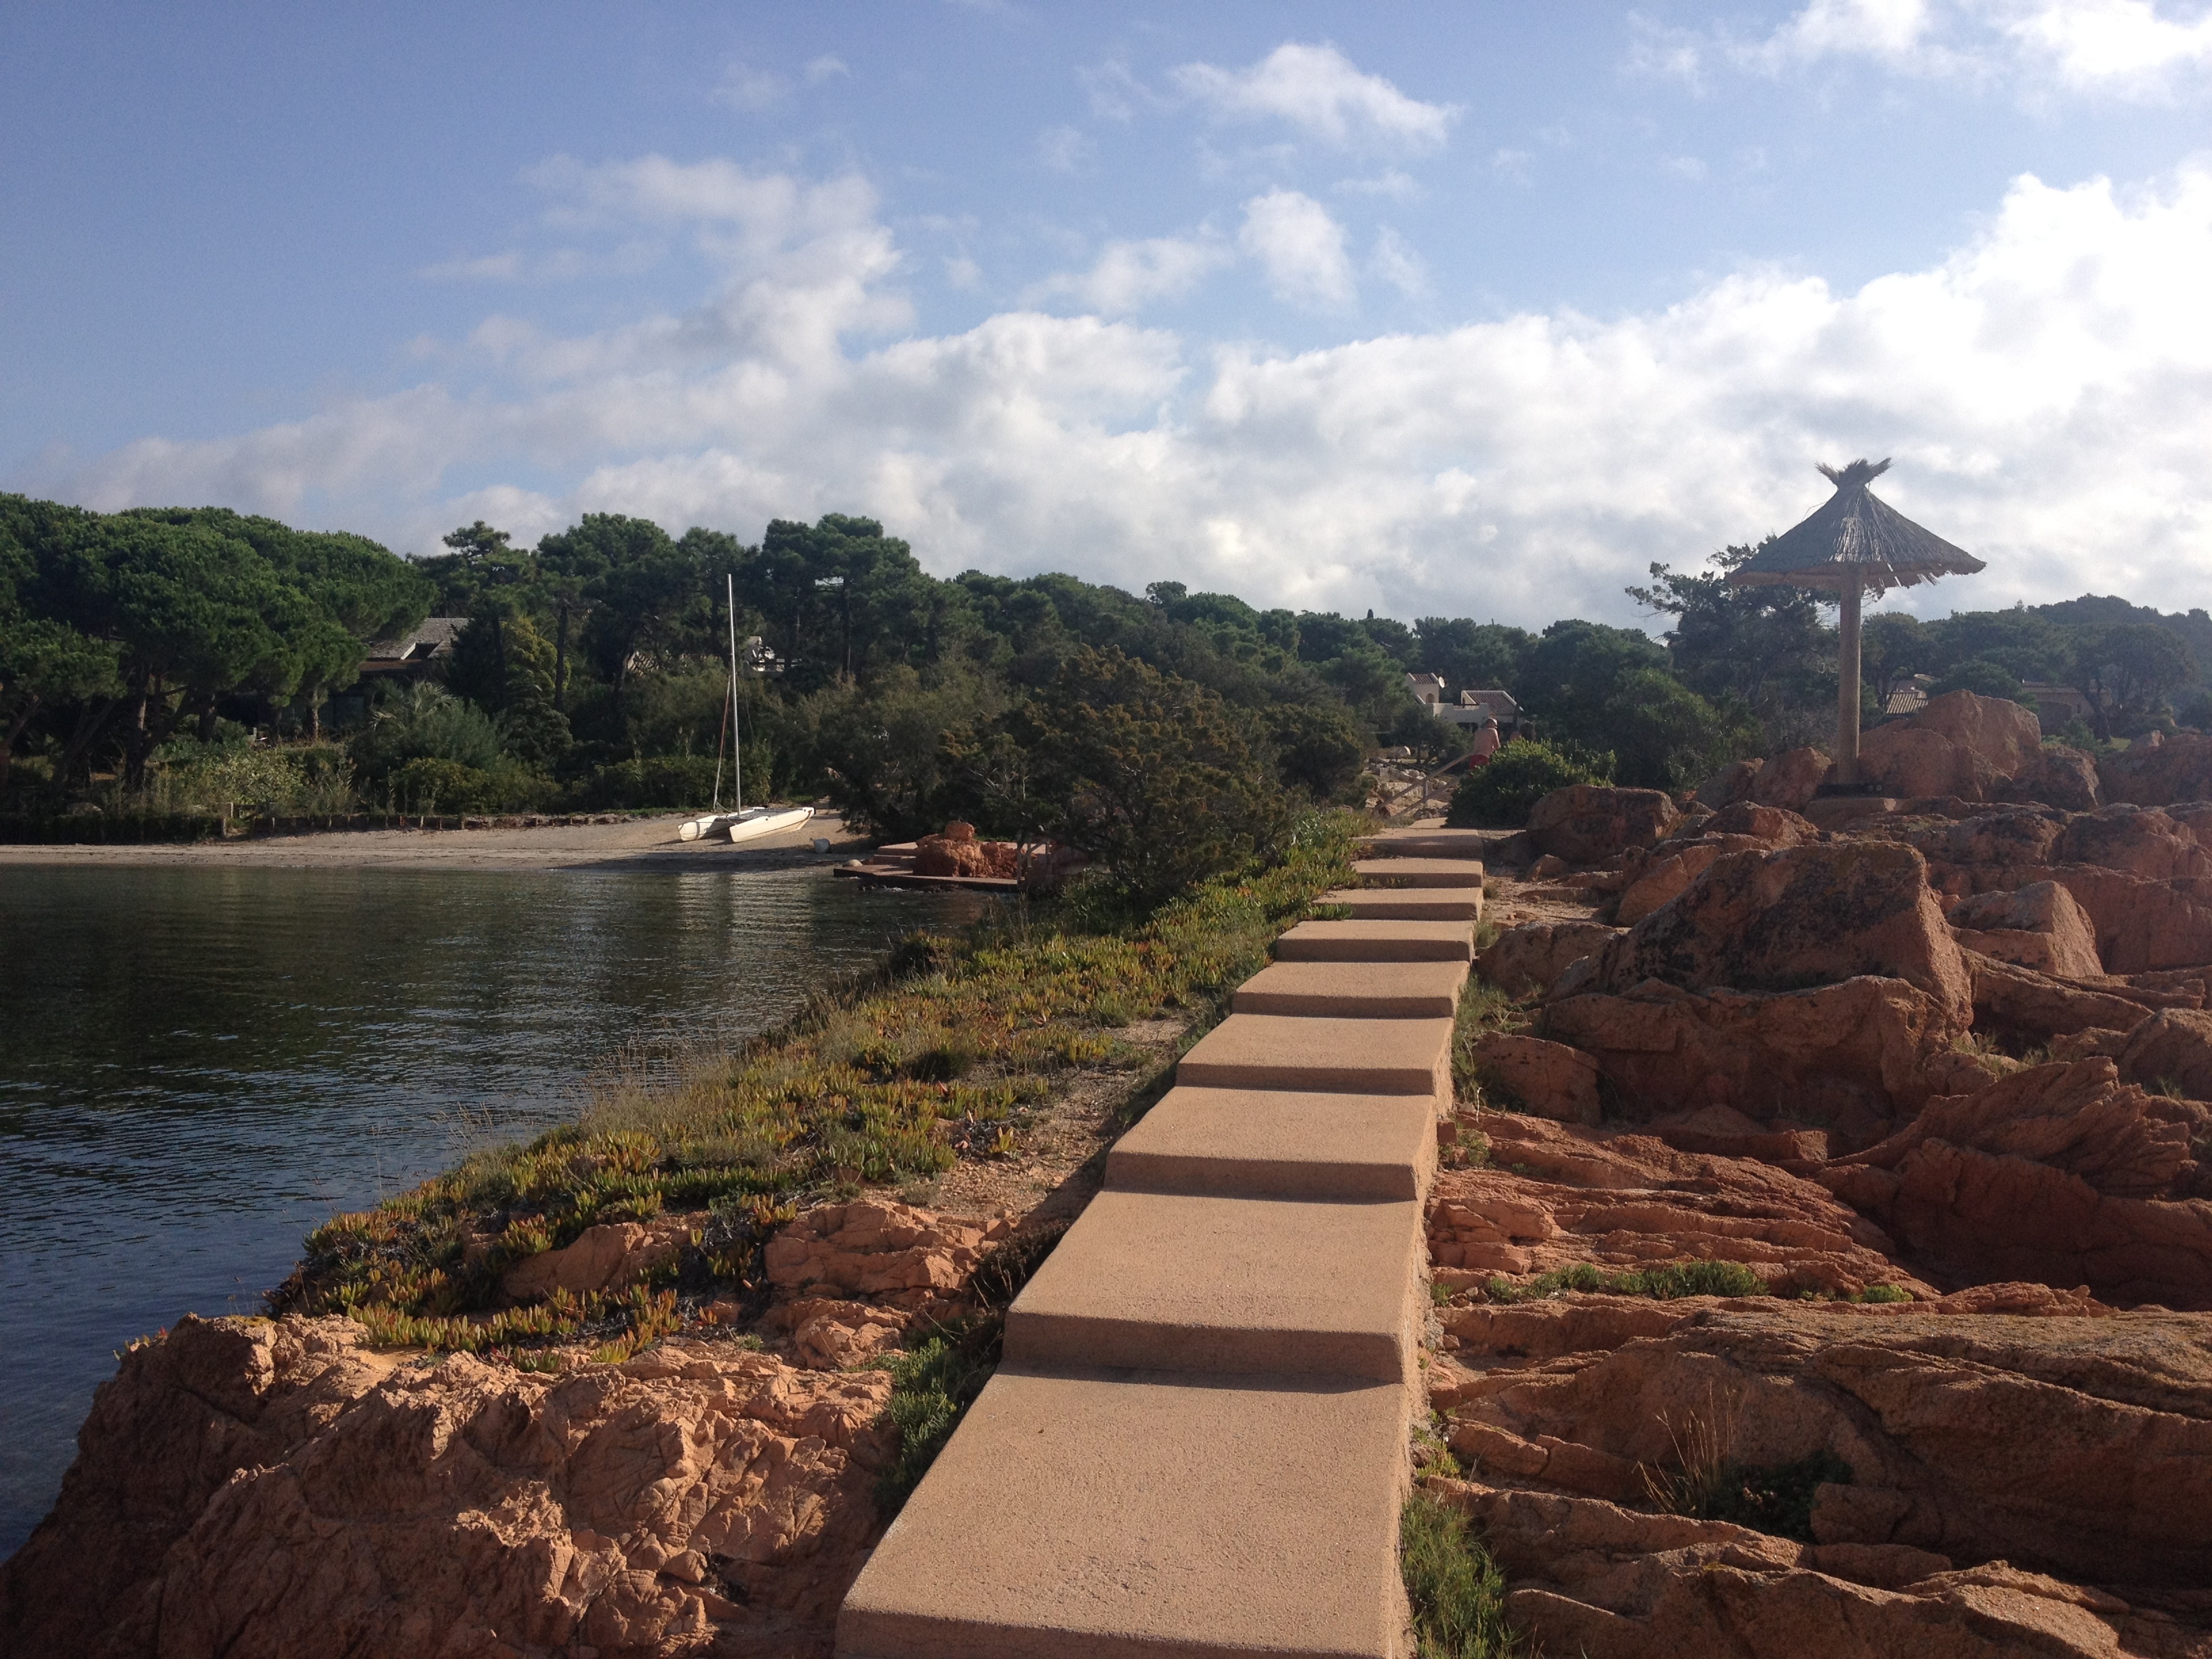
1430 1113 1923 1295
1427 1297 2212 1654
2121 1009 2212 1101
1546 975 1970 1129
2057 805 2212 880
763 1199 995 1303
1525 785 1679 864
2100 733 2212 806
913 834 1019 878
501 1216 692 1301
1748 747 1832 812
1818 1059 2212 1307
1580 842 1971 1025
1963 951 2186 1043
1477 918 1621 996
2000 745 2104 811
1950 880 2104 978
1469 1034 1601 1124
0 1317 895 1659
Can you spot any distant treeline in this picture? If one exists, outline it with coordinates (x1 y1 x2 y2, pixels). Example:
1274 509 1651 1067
3 491 2206 890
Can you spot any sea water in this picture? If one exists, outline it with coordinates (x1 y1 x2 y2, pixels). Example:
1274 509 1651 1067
0 863 979 1555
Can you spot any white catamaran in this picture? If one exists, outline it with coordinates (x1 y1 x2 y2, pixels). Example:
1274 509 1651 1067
677 575 815 844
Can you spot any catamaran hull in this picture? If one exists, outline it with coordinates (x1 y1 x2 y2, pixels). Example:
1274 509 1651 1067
727 805 815 843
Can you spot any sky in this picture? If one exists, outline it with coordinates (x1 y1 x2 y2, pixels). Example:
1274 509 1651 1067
5 1 2212 631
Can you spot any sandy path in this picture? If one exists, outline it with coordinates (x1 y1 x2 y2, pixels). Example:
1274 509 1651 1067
0 811 876 872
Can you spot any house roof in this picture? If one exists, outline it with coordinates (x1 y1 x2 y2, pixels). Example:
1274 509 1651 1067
1729 459 1984 595
364 616 468 663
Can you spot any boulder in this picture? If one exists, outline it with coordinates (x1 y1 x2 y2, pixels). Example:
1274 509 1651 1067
1694 757 1762 809
1908 807 2067 872
1909 689 2047 778
1948 881 2104 979
1998 745 2102 812
2055 804 2212 880
2118 1008 2212 1101
1544 974 1962 1128
500 1217 689 1302
1702 801 1820 844
1477 919 1622 996
2099 731 2212 806
0 1317 896 1659
1614 842 1727 927
1746 747 1831 811
1859 722 1977 800
1471 1033 1602 1124
763 1198 993 1301
1853 693 2045 803
1525 785 1679 865
1584 842 1971 1025
1820 1059 2212 1307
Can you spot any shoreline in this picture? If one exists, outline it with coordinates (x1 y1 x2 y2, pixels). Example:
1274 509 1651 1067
0 809 875 872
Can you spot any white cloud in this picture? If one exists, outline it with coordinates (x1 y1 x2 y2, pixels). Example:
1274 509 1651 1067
1170 42 1460 153
33 159 2212 632
1647 0 2212 98
1026 235 1231 314
804 55 850 85
1036 124 1097 173
712 60 787 112
1368 227 1430 298
2004 0 2212 91
1237 190 1356 309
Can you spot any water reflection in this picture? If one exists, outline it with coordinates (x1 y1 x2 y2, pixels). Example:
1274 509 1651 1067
0 864 979 1555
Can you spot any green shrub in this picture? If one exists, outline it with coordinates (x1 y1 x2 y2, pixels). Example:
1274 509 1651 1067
1401 1492 1523 1658
385 756 550 813
1651 1446 1851 1542
570 754 729 810
876 1333 997 1513
1445 739 1612 827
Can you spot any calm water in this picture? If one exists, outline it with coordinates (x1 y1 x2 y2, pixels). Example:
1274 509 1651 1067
0 863 980 1555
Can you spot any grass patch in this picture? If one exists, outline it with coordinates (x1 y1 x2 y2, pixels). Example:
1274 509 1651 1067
1479 1259 1768 1303
278 817 1359 1355
874 1221 1070 1514
1401 1491 1524 1658
1640 1392 1851 1542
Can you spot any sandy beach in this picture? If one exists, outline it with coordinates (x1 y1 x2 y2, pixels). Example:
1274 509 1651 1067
0 810 875 872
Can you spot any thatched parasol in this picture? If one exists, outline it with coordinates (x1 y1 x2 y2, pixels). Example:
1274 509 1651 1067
1729 458 1984 787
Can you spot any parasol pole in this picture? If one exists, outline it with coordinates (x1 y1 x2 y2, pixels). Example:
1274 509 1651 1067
1836 574 1863 788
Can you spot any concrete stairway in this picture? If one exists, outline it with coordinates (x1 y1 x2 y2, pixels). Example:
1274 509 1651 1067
836 832 1482 1659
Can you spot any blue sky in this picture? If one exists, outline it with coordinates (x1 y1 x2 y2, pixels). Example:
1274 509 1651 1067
6 2 2212 628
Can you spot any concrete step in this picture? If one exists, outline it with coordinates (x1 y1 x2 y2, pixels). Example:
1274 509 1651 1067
1178 1012 1454 1097
1109 1086 1437 1202
1233 958 1467 1019
1353 857 1485 888
1318 886 1483 922
1274 918 1474 963
1356 827 1488 860
837 1366 1412 1659
1002 1189 1426 1382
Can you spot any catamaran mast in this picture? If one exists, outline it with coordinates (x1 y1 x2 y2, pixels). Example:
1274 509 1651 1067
739 575 756 814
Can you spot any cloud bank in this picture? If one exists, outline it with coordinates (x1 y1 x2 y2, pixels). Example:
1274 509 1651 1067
30 155 2212 630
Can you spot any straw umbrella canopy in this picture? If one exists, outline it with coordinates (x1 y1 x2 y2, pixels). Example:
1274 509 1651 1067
1729 458 1984 787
